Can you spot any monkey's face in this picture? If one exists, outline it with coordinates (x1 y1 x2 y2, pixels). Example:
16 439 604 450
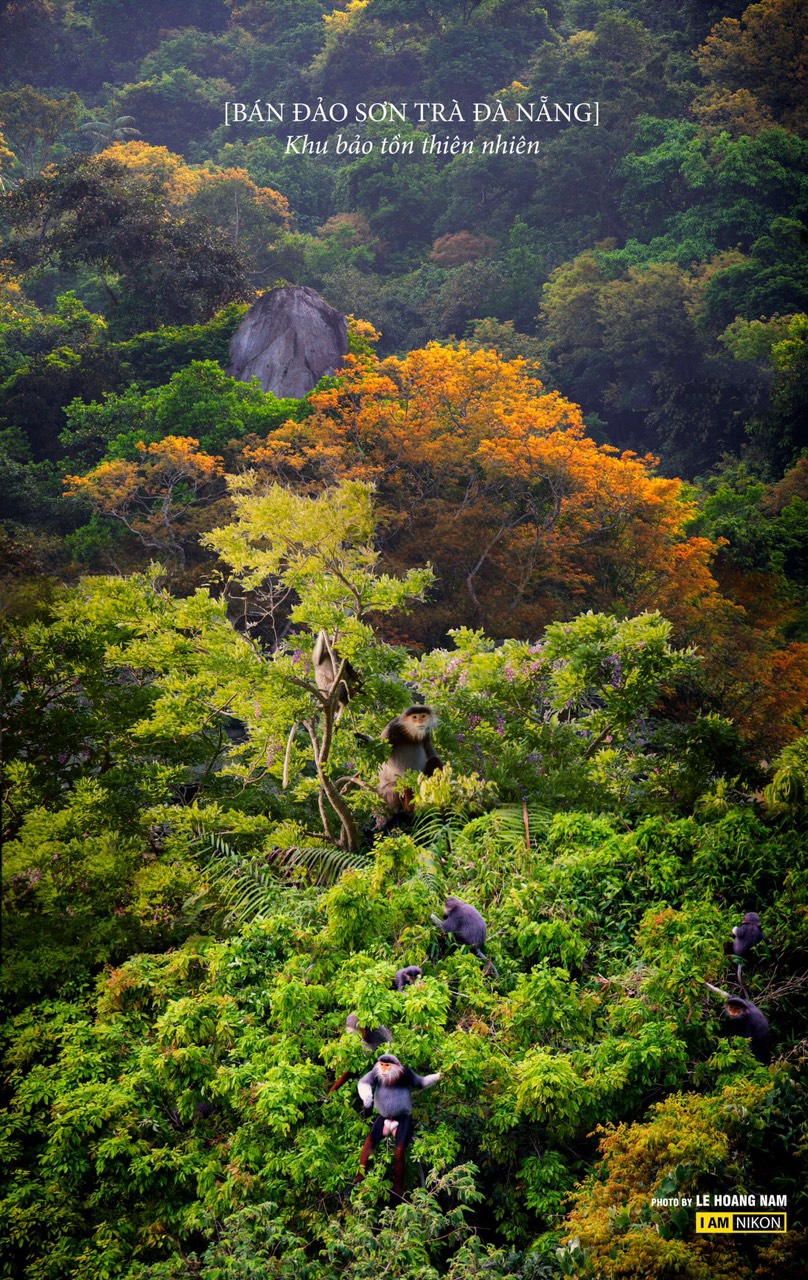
403 710 435 739
377 1058 404 1082
726 1003 746 1018
407 716 432 737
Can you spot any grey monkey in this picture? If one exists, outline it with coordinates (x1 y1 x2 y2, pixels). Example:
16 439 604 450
378 706 442 813
431 896 498 975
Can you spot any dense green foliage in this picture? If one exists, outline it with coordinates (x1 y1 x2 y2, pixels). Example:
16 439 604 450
1 0 807 575
3 483 808 1278
1 1 807 1276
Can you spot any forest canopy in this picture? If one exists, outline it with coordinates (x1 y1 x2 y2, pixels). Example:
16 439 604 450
1 1 807 1278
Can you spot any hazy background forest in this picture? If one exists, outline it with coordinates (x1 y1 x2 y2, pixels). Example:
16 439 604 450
1 1 808 1277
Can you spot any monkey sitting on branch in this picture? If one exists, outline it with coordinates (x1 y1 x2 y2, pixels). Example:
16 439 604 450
377 705 443 815
431 896 499 976
705 981 770 1063
393 966 423 991
729 910 766 990
731 911 766 959
356 1053 440 1201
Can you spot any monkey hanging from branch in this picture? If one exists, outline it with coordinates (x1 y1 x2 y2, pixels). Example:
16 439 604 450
377 705 443 815
312 630 360 720
280 629 365 850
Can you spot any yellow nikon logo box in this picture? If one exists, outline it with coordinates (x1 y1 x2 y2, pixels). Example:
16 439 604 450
696 1213 787 1234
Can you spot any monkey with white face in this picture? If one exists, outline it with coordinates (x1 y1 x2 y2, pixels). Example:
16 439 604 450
378 706 443 813
355 1053 440 1199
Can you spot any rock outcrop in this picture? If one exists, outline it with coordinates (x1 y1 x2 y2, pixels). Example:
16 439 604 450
228 285 349 398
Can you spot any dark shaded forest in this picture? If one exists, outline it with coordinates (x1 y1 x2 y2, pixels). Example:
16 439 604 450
1 1 807 1277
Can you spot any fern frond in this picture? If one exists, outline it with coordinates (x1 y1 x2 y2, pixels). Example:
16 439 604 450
489 803 553 850
409 804 471 891
267 843 372 887
193 833 373 930
195 834 278 926
411 804 471 848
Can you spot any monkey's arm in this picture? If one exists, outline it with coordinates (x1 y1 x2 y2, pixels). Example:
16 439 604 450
430 913 448 931
422 733 443 776
704 980 733 998
357 1069 375 1110
408 1070 441 1090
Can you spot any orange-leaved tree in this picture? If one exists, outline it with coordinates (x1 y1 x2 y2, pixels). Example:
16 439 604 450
243 342 725 643
99 142 291 274
65 436 227 572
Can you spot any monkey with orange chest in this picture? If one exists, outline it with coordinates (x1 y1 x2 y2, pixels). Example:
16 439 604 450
723 996 770 1062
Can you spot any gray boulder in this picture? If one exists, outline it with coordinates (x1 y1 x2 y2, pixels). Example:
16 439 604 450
228 285 349 398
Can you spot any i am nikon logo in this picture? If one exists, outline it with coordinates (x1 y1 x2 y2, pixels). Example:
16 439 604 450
696 1213 787 1233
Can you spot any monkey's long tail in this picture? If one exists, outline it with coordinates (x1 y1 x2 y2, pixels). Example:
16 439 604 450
328 1071 351 1094
392 1144 407 1201
282 723 298 790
